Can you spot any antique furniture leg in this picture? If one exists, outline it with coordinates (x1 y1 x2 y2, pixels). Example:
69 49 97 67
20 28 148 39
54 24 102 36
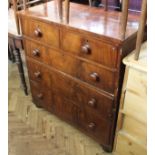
57 0 63 21
104 0 108 11
13 46 28 95
8 44 15 62
9 34 28 96
65 0 70 23
121 0 129 39
134 0 147 60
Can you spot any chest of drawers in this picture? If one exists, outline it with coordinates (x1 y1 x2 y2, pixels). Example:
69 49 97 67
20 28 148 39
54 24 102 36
18 1 139 152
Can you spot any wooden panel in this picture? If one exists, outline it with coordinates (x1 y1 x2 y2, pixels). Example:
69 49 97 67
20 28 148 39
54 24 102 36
78 108 113 146
126 67 147 97
61 30 118 69
79 61 115 93
123 90 146 124
21 17 59 48
53 93 78 124
26 58 52 88
115 132 146 155
121 67 147 123
48 48 79 77
51 70 115 120
30 81 53 111
122 115 146 145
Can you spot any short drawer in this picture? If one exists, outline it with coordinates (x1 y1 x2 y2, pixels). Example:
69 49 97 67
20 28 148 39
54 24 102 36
48 48 116 94
21 17 59 47
61 30 118 68
27 58 52 88
78 108 113 145
51 71 115 120
24 40 50 64
30 81 53 111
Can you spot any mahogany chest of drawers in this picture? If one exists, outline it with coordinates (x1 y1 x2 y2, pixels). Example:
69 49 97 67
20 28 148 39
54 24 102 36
18 1 139 152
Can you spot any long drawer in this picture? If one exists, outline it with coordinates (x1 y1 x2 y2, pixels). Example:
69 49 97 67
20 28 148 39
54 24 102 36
20 17 59 48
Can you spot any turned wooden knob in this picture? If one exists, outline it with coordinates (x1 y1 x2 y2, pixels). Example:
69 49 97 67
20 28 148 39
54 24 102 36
34 71 41 78
90 72 99 81
81 44 91 54
88 122 96 129
32 49 40 56
34 28 42 37
37 93 43 99
88 98 96 108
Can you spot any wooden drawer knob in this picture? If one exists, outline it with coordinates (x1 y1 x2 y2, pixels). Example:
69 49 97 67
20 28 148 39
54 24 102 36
37 93 43 99
34 28 42 37
34 71 41 78
88 122 96 130
81 44 91 54
88 98 96 108
32 49 40 56
90 72 99 81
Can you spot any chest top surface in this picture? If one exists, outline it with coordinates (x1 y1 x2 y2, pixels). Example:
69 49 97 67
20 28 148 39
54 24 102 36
18 1 140 43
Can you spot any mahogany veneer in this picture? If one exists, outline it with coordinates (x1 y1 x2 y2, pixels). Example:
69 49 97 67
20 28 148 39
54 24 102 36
18 1 140 152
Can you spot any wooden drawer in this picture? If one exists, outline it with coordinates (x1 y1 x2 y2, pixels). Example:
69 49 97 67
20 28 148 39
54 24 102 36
48 48 115 94
115 132 147 155
51 70 115 120
123 90 147 124
53 93 78 124
24 39 50 64
61 30 118 68
27 58 52 88
79 61 115 94
30 81 53 111
21 17 59 47
121 115 146 145
78 108 113 145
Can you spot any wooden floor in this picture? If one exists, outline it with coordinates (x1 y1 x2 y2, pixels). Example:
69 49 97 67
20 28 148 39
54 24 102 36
8 60 116 155
9 113 68 155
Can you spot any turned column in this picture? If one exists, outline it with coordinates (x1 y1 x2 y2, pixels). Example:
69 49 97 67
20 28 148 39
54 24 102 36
121 0 129 39
134 0 147 60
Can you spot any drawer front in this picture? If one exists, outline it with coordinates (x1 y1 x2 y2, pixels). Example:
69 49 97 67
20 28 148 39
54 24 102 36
53 93 78 124
21 18 59 47
115 133 147 155
30 81 53 111
48 48 79 77
27 58 52 88
79 61 115 94
122 115 146 145
49 48 115 93
61 30 118 68
78 108 112 145
24 40 50 64
51 71 115 120
123 90 147 124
